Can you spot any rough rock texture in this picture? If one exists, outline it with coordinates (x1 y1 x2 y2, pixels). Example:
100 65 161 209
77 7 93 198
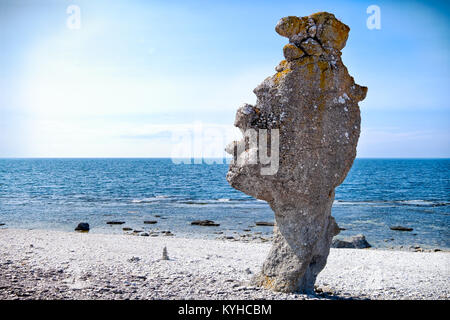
226 12 367 293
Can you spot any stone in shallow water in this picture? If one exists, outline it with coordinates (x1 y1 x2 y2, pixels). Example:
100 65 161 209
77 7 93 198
226 12 367 293
75 223 89 232
191 220 220 227
255 221 275 227
390 226 413 232
332 234 371 249
106 221 125 225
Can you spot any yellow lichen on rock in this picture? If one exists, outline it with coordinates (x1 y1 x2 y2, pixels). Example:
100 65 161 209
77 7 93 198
262 275 275 290
275 59 288 72
310 12 350 50
289 56 316 69
274 67 291 84
275 12 350 52
317 60 330 89
300 38 324 56
275 16 306 38
309 11 334 25
283 43 304 61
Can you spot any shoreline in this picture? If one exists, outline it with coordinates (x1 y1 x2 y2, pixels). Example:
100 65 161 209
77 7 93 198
0 228 449 300
1 224 447 253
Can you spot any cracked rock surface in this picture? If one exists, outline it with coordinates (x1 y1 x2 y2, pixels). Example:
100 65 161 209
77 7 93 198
226 12 367 293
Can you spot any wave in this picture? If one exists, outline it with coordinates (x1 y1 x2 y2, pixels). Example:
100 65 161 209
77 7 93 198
63 195 449 208
129 195 265 206
130 197 448 207
131 195 171 203
179 199 233 205
394 200 449 207
177 198 264 205
333 199 449 207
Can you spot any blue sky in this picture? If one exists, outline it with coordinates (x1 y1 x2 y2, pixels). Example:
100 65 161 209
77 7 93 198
0 0 449 157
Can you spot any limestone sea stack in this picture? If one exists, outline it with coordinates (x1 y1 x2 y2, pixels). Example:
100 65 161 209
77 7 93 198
226 12 367 293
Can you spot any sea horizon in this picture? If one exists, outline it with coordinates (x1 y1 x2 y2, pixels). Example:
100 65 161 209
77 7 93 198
2 157 450 159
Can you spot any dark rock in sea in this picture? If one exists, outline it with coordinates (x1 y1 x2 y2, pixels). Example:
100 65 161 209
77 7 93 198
140 233 149 237
332 234 371 249
255 222 275 227
133 230 143 233
351 235 372 248
122 227 132 231
74 223 90 232
154 215 161 217
163 231 174 236
434 248 442 252
144 220 158 224
339 227 347 231
331 239 354 248
106 221 125 225
243 229 251 232
390 226 413 232
191 220 220 227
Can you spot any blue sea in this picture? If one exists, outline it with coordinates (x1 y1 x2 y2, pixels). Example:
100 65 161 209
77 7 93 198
0 158 449 249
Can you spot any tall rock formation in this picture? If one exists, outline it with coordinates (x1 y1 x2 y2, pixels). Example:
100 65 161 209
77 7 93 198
226 12 367 293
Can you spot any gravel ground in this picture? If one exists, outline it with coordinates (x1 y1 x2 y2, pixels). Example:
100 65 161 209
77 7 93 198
0 229 448 300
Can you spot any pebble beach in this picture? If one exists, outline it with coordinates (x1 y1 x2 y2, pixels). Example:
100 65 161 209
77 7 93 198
0 228 448 300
